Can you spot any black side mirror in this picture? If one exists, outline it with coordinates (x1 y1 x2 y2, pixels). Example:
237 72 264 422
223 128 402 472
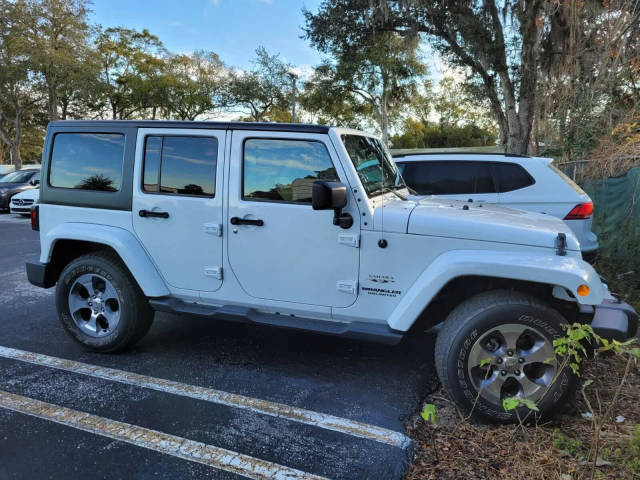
312 181 353 229
32 179 40 186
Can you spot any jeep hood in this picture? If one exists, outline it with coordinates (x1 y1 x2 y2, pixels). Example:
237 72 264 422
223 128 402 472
373 196 580 251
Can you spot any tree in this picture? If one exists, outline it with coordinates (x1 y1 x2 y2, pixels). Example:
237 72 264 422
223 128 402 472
163 51 228 120
227 47 291 122
95 27 166 120
19 0 93 121
305 0 547 154
304 7 426 145
0 0 42 168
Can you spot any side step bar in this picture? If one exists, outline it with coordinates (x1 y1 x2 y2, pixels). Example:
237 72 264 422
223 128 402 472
149 297 405 345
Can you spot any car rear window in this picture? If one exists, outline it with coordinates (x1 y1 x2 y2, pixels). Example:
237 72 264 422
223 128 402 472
398 161 495 195
49 133 125 191
548 163 586 195
493 163 535 192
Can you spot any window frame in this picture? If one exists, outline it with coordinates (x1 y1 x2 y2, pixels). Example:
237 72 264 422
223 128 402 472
47 131 126 193
241 136 340 205
399 160 498 195
141 134 218 199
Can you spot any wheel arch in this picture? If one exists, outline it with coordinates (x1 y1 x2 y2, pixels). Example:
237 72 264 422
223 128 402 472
387 249 604 332
42 223 169 297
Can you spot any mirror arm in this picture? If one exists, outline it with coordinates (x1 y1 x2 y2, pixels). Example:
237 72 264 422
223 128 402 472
333 208 353 229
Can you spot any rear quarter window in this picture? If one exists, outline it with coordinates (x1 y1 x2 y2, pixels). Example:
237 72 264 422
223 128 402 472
493 162 535 192
49 133 125 192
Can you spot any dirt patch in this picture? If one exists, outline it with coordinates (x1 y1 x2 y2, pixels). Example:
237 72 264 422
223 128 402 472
405 352 640 480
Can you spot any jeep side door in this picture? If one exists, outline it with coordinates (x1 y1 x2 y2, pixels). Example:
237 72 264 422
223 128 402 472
227 131 360 307
132 128 225 293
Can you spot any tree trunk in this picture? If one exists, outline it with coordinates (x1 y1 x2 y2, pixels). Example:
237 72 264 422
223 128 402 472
48 80 58 121
12 107 22 169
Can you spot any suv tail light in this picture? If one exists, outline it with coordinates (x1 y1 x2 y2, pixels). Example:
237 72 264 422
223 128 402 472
564 202 593 220
30 205 39 231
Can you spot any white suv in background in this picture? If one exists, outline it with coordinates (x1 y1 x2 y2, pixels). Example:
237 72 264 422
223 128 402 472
394 153 598 259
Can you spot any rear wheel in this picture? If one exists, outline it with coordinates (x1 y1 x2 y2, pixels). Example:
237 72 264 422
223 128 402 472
435 290 576 423
56 252 154 352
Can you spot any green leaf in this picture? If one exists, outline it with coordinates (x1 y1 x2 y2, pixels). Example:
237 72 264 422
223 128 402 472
479 357 491 368
420 404 438 424
502 397 539 412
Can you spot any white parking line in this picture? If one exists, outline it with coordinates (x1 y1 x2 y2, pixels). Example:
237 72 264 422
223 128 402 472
0 346 411 449
0 390 329 480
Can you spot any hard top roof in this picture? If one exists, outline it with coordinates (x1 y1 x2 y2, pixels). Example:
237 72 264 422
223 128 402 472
48 120 330 134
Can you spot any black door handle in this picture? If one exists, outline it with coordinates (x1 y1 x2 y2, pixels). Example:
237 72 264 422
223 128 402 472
139 209 169 219
230 216 264 226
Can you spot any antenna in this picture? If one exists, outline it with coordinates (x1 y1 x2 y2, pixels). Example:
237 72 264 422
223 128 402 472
378 140 387 249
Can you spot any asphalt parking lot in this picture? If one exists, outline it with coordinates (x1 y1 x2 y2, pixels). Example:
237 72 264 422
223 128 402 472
0 213 438 479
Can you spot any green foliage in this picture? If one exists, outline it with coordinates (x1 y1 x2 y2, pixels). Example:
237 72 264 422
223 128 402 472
391 118 497 149
553 430 584 457
479 357 491 368
226 47 292 122
502 396 539 413
553 323 599 376
420 404 438 424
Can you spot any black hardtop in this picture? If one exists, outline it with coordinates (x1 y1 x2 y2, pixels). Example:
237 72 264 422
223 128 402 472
47 120 330 134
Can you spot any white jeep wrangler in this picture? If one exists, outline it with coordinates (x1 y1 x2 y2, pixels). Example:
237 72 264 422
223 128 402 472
27 120 637 423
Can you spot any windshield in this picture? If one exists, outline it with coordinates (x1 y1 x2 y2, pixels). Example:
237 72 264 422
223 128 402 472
341 135 405 197
0 170 36 183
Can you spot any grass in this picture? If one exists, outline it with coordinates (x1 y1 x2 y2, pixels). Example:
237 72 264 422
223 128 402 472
405 269 640 480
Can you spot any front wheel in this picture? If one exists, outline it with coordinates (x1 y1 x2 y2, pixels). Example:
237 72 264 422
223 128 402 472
55 252 154 352
435 290 576 423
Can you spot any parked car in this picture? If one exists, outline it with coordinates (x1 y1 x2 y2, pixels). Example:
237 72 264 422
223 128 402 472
10 187 39 216
0 165 16 179
26 121 637 423
0 168 40 211
393 153 598 259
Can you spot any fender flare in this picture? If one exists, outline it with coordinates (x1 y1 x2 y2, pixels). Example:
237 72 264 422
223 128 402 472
42 223 170 297
387 250 604 332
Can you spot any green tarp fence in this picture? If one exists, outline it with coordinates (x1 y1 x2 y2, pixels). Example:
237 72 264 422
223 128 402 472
580 167 640 267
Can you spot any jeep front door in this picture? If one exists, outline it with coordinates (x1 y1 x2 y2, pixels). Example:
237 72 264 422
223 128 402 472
227 131 360 308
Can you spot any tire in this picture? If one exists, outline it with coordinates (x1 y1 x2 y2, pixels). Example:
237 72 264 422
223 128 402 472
55 252 154 352
435 290 576 423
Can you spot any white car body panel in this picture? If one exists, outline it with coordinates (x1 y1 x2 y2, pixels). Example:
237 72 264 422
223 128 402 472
395 154 598 253
39 214 170 298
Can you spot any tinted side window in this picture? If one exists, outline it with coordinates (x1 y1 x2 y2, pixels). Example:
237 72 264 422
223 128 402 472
49 133 124 191
243 139 338 203
494 163 535 192
142 136 217 196
400 161 495 195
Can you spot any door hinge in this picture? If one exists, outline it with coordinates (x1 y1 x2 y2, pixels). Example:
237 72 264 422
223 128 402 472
204 223 222 236
336 280 358 295
204 266 223 280
338 233 360 248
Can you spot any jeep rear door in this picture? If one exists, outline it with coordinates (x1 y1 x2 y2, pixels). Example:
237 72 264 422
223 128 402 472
226 130 360 308
132 128 225 293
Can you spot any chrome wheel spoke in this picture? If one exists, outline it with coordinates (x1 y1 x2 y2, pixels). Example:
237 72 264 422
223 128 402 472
521 341 555 365
68 294 87 315
479 372 504 399
101 281 119 303
86 312 98 333
517 374 545 400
